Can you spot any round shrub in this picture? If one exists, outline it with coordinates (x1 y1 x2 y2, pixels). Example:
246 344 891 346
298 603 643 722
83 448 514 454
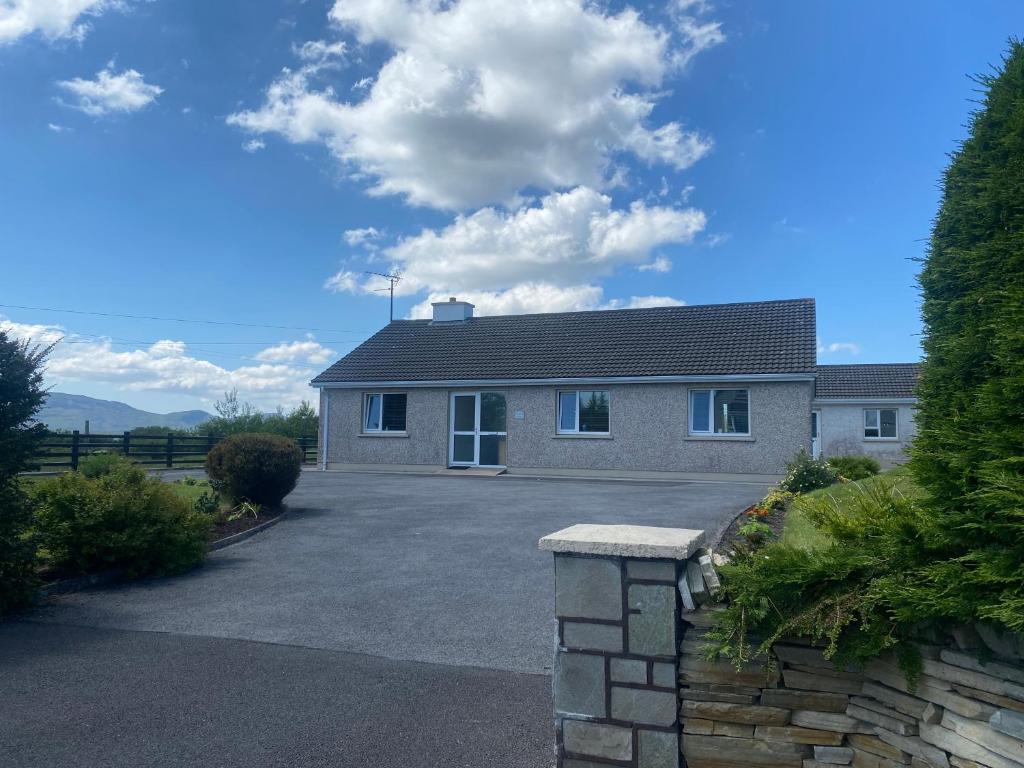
779 449 839 494
827 455 881 481
204 433 302 507
79 450 128 478
32 462 211 579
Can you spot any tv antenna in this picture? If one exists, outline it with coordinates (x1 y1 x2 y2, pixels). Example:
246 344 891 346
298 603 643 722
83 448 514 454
365 271 402 322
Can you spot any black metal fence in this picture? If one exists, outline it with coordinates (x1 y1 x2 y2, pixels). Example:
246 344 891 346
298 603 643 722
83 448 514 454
30 432 319 473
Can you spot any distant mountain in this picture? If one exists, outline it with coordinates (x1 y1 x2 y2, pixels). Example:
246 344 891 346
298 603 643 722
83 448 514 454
37 392 213 433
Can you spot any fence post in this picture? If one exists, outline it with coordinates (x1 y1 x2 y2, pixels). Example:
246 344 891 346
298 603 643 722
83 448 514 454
207 433 215 458
166 433 174 468
71 430 80 471
123 430 131 458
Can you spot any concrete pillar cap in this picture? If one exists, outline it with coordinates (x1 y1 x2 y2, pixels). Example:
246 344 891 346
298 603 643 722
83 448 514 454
539 524 705 560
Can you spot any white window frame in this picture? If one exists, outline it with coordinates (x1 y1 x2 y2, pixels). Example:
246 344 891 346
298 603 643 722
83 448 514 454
557 390 611 435
863 407 898 440
363 392 407 433
688 388 751 436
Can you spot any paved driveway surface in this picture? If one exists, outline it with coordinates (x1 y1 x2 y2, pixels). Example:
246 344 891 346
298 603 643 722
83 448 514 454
1 471 766 768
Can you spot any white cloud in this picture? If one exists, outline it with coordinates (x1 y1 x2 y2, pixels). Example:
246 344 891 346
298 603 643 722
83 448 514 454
0 316 324 409
228 0 720 209
638 256 672 273
817 338 862 356
47 122 70 132
327 186 704 309
607 295 685 309
254 337 335 365
343 226 382 247
57 64 162 117
0 0 124 45
294 38 346 67
705 232 730 247
406 285 684 318
242 138 266 153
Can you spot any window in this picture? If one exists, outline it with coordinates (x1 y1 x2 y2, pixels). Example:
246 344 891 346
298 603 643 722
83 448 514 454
364 393 407 432
689 389 750 435
557 390 610 434
864 408 898 439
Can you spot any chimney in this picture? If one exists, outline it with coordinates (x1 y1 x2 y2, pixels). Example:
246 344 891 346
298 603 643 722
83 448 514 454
431 296 475 323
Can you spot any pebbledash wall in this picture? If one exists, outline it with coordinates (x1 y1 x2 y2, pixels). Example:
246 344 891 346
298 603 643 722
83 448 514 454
321 380 812 476
816 402 918 467
540 524 1024 768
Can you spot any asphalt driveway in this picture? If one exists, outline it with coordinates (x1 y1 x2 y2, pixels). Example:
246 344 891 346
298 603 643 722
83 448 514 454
1 471 766 768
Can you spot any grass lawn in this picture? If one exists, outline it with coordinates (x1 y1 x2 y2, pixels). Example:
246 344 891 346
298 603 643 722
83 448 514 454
780 466 922 551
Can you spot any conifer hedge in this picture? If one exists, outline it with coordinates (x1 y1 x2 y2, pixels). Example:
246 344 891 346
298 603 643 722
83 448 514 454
710 42 1024 668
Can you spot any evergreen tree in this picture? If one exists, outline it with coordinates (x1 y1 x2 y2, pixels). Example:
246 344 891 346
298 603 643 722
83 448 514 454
0 330 50 615
911 41 1024 631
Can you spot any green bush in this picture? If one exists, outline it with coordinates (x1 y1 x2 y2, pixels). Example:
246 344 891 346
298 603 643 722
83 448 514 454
827 455 881 481
32 462 211 579
205 433 302 507
0 330 50 616
779 450 839 494
79 451 127 479
192 490 220 516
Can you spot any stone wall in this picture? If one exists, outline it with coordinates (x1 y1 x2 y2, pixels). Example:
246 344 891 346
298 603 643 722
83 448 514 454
541 523 1024 768
679 605 1024 768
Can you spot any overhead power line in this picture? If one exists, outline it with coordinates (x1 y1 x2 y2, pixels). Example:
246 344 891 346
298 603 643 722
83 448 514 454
0 303 374 334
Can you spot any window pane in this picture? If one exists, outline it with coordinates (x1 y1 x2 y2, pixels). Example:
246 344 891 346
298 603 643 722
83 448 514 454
364 394 381 431
452 434 475 463
713 389 749 434
811 412 819 439
690 390 710 432
558 392 577 432
381 393 407 431
864 410 878 428
480 393 506 432
453 395 476 432
578 390 610 433
880 409 897 438
479 434 506 466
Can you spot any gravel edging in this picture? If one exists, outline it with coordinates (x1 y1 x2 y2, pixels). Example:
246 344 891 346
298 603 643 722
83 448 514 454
37 510 288 598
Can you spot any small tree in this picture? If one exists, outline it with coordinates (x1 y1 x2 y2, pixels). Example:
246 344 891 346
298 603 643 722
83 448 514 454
0 330 50 615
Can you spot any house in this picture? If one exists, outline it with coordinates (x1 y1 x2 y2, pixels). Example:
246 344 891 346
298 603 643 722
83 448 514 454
311 297 919 480
813 363 920 467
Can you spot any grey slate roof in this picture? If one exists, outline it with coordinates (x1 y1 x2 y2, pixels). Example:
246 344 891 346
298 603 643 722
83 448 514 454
814 363 921 399
312 298 817 384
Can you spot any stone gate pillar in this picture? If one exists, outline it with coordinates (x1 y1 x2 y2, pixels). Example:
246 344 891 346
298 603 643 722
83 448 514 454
539 524 706 768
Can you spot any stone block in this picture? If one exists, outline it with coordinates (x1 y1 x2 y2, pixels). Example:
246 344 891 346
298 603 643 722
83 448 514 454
563 759 612 768
627 559 677 582
683 605 727 628
847 701 918 737
991 708 1024 740
939 649 1024 687
976 624 1024 662
784 669 864 695
755 726 844 746
678 570 696 612
921 703 942 725
949 758 985 768
684 718 715 734
682 734 809 768
763 690 851 714
806 762 847 768
638 728 678 768
861 682 930 719
792 710 861 733
715 722 755 738
555 554 622 620
687 560 708 603
563 621 623 653
950 626 984 652
611 686 677 726
876 727 951 768
562 719 632 762
541 524 705 559
922 659 1024 702
953 685 1024 715
813 745 854 764
791 665 864 682
628 584 677 657
610 657 647 684
681 700 790 725
681 656 777 688
680 689 759 705
652 662 676 688
941 710 1024 765
699 554 722 594
851 749 906 768
776 645 851 671
847 733 911 763
920 722 1014 768
689 682 765 696
554 650 607 718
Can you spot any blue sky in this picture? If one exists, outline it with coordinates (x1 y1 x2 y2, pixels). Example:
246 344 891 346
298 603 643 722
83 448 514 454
1 0 1020 414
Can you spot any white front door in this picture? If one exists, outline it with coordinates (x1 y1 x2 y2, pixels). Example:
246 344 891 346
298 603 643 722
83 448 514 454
449 392 507 467
811 410 822 459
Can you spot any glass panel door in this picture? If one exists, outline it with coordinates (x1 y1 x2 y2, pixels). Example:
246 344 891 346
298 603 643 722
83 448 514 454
449 392 508 467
